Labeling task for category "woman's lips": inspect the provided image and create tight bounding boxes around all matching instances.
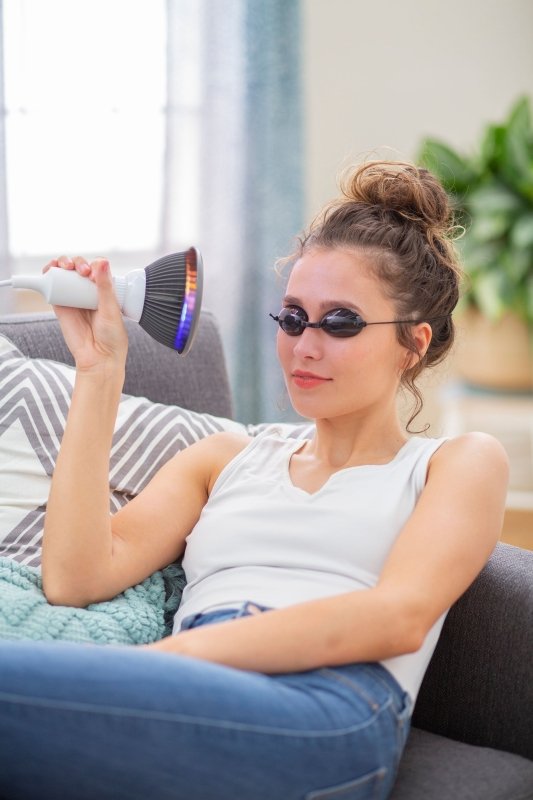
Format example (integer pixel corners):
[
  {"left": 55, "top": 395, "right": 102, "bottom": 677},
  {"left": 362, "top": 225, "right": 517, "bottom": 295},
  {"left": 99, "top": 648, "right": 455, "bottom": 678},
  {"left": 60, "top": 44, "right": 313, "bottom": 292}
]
[{"left": 292, "top": 371, "right": 332, "bottom": 389}]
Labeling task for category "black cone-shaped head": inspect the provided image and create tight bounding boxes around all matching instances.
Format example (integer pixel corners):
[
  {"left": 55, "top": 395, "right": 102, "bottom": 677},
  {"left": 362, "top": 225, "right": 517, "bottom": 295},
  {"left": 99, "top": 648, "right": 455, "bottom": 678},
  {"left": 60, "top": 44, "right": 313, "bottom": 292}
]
[{"left": 139, "top": 247, "right": 203, "bottom": 355}]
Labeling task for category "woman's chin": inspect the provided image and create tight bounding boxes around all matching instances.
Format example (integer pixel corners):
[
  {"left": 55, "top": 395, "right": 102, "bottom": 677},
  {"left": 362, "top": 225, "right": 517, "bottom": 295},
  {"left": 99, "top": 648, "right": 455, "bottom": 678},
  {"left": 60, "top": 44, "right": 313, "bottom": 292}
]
[{"left": 288, "top": 394, "right": 329, "bottom": 420}]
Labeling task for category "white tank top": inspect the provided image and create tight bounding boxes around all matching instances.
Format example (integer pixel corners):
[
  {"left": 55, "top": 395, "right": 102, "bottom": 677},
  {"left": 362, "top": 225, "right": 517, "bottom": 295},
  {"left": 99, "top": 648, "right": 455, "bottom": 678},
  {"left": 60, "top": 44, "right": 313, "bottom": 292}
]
[{"left": 173, "top": 428, "right": 449, "bottom": 700}]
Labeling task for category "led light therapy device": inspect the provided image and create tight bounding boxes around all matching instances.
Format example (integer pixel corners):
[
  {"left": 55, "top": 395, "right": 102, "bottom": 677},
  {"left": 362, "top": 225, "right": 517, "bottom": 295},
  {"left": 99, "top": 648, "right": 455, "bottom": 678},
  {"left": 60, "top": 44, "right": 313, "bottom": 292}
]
[{"left": 1, "top": 248, "right": 203, "bottom": 355}]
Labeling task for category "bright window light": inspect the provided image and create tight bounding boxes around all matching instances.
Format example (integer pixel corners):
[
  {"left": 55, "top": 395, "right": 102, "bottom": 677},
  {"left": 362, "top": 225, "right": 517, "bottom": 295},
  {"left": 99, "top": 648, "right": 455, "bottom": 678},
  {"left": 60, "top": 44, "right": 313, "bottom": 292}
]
[{"left": 3, "top": 0, "right": 169, "bottom": 262}]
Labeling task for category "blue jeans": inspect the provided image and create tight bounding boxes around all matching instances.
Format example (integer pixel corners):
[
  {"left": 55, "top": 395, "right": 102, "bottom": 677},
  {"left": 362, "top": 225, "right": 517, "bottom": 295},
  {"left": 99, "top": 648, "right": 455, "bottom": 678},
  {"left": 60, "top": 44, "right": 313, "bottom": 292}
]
[{"left": 0, "top": 602, "right": 412, "bottom": 800}]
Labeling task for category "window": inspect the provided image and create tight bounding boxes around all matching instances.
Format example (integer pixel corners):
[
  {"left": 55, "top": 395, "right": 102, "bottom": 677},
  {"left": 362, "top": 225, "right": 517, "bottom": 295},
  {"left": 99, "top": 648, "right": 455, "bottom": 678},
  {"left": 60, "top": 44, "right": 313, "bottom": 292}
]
[{"left": 2, "top": 0, "right": 201, "bottom": 282}]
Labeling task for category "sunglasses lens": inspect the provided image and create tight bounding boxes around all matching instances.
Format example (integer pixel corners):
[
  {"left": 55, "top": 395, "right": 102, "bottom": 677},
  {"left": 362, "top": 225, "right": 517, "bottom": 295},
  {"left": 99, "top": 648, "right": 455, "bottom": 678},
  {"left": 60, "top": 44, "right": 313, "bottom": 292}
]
[
  {"left": 323, "top": 310, "right": 364, "bottom": 337},
  {"left": 277, "top": 307, "right": 306, "bottom": 335},
  {"left": 273, "top": 307, "right": 364, "bottom": 337}
]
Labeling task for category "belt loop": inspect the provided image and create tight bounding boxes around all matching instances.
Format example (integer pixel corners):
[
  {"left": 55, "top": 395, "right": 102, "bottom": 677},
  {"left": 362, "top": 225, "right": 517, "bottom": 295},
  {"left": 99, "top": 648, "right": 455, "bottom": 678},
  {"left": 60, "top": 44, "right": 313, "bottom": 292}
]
[
  {"left": 239, "top": 601, "right": 271, "bottom": 617},
  {"left": 179, "top": 611, "right": 203, "bottom": 631},
  {"left": 236, "top": 601, "right": 252, "bottom": 618}
]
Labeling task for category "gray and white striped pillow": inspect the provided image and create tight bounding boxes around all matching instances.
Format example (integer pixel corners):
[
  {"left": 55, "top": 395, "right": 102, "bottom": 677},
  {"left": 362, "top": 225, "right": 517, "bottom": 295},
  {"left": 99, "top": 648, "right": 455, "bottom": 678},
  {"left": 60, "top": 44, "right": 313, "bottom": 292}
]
[{"left": 0, "top": 334, "right": 247, "bottom": 568}]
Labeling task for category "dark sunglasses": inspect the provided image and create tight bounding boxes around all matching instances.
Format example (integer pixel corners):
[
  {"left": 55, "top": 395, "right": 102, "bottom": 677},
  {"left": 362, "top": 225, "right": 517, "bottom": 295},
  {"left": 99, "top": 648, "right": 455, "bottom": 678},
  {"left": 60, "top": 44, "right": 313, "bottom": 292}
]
[{"left": 270, "top": 306, "right": 447, "bottom": 338}]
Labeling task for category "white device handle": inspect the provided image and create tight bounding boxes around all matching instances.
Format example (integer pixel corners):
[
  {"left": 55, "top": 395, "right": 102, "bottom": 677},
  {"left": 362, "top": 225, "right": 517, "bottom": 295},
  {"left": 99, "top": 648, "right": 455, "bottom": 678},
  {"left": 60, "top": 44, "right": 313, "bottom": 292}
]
[
  {"left": 13, "top": 269, "right": 99, "bottom": 309},
  {"left": 11, "top": 268, "right": 146, "bottom": 321}
]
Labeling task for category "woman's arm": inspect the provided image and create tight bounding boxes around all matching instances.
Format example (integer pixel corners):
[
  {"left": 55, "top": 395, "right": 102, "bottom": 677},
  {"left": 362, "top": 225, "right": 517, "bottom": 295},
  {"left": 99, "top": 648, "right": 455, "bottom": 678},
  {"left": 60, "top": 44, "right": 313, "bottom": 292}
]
[
  {"left": 41, "top": 256, "right": 129, "bottom": 604},
  {"left": 41, "top": 255, "right": 249, "bottom": 607},
  {"left": 148, "top": 432, "right": 509, "bottom": 673}
]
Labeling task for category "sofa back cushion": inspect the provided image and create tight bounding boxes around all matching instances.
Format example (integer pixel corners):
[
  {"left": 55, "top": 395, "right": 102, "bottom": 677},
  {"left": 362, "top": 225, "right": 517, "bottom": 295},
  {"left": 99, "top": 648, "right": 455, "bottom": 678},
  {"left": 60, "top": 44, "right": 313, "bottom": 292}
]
[
  {"left": 0, "top": 314, "right": 244, "bottom": 566},
  {"left": 0, "top": 311, "right": 234, "bottom": 417},
  {"left": 413, "top": 542, "right": 533, "bottom": 762}
]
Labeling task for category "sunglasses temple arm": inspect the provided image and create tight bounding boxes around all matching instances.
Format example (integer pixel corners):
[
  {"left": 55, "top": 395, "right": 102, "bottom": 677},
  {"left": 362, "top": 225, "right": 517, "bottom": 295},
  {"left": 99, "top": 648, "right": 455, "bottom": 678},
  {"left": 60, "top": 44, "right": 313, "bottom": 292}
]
[
  {"left": 364, "top": 320, "right": 413, "bottom": 326},
  {"left": 365, "top": 315, "right": 450, "bottom": 327}
]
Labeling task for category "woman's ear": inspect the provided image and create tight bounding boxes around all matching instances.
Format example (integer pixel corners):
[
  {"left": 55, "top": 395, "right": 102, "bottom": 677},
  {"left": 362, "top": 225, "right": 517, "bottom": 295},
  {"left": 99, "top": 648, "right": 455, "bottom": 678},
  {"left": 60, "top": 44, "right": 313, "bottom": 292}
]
[
  {"left": 414, "top": 321, "right": 433, "bottom": 360},
  {"left": 404, "top": 322, "right": 433, "bottom": 370}
]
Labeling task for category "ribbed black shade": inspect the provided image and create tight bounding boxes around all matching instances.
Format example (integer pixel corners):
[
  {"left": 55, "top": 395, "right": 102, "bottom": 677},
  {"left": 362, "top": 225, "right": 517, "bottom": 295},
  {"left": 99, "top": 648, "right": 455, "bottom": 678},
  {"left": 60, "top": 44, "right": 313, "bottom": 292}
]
[{"left": 139, "top": 248, "right": 202, "bottom": 355}]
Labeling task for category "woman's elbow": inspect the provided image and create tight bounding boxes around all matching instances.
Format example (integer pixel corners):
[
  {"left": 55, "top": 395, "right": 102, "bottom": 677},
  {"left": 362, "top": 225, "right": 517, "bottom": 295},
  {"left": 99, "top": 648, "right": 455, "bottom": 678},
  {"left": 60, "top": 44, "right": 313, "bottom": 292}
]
[
  {"left": 43, "top": 584, "right": 88, "bottom": 608},
  {"left": 386, "top": 616, "right": 425, "bottom": 656},
  {"left": 381, "top": 595, "right": 428, "bottom": 656},
  {"left": 43, "top": 589, "right": 87, "bottom": 608},
  {"left": 401, "top": 621, "right": 426, "bottom": 655},
  {"left": 42, "top": 570, "right": 94, "bottom": 608}
]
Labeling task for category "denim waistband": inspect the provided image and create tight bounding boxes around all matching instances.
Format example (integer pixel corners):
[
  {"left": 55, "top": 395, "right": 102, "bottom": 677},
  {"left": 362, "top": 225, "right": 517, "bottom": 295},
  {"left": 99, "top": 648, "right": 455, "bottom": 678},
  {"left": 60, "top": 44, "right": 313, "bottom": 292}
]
[
  {"left": 178, "top": 600, "right": 412, "bottom": 720},
  {"left": 179, "top": 601, "right": 272, "bottom": 631}
]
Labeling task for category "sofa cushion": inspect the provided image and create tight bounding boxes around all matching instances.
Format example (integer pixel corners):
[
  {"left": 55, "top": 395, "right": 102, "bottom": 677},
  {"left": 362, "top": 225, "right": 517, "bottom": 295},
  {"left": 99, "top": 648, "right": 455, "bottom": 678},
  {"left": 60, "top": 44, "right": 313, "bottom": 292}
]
[
  {"left": 0, "top": 311, "right": 234, "bottom": 417},
  {"left": 413, "top": 542, "right": 533, "bottom": 762},
  {"left": 391, "top": 727, "right": 533, "bottom": 800},
  {"left": 0, "top": 333, "right": 247, "bottom": 567}
]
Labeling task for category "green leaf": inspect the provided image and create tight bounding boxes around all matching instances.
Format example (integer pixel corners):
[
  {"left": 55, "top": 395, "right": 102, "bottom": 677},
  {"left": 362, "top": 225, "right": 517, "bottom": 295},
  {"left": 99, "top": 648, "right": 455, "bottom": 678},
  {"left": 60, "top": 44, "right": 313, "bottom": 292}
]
[
  {"left": 472, "top": 271, "right": 507, "bottom": 320},
  {"left": 479, "top": 124, "right": 506, "bottom": 173},
  {"left": 469, "top": 213, "right": 511, "bottom": 242},
  {"left": 501, "top": 247, "right": 532, "bottom": 282},
  {"left": 526, "top": 274, "right": 533, "bottom": 321},
  {"left": 468, "top": 182, "right": 524, "bottom": 215},
  {"left": 510, "top": 213, "right": 533, "bottom": 250},
  {"left": 502, "top": 133, "right": 533, "bottom": 201},
  {"left": 416, "top": 97, "right": 533, "bottom": 325},
  {"left": 417, "top": 138, "right": 477, "bottom": 194},
  {"left": 500, "top": 97, "right": 533, "bottom": 201},
  {"left": 458, "top": 237, "right": 502, "bottom": 273},
  {"left": 506, "top": 96, "right": 533, "bottom": 143}
]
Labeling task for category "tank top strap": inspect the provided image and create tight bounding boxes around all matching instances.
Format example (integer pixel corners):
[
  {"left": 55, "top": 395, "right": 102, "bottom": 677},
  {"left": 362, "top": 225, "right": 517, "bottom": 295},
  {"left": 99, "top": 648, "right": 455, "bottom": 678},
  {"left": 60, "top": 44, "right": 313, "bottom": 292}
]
[{"left": 211, "top": 428, "right": 307, "bottom": 497}]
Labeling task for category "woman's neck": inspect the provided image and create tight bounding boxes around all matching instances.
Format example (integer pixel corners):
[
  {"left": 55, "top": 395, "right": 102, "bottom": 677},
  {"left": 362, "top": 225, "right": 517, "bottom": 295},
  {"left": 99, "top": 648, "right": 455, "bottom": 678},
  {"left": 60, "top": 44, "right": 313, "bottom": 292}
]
[{"left": 306, "top": 412, "right": 407, "bottom": 470}]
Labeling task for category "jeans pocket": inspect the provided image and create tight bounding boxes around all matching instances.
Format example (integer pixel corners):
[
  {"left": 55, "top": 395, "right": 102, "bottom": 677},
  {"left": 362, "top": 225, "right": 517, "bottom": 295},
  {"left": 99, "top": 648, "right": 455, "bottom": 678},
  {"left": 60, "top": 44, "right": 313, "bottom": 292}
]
[
  {"left": 305, "top": 767, "right": 387, "bottom": 800},
  {"left": 392, "top": 691, "right": 413, "bottom": 772}
]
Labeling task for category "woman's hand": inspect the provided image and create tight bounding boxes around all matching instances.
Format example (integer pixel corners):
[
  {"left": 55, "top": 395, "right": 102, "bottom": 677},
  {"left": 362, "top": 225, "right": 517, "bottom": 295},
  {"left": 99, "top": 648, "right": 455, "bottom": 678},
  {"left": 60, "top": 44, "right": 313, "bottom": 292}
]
[
  {"left": 44, "top": 255, "right": 128, "bottom": 373},
  {"left": 140, "top": 635, "right": 192, "bottom": 656}
]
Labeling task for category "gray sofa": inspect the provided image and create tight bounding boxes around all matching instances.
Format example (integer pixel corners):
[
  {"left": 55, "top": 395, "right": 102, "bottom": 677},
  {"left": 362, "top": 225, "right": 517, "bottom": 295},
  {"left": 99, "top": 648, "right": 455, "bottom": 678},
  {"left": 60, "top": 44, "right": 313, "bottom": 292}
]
[{"left": 2, "top": 310, "right": 533, "bottom": 800}]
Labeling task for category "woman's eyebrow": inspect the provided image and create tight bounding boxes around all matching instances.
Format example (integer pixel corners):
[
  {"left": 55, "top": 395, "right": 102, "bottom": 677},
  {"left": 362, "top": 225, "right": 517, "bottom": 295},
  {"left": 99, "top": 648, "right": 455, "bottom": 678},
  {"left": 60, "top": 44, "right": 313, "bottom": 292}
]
[{"left": 283, "top": 295, "right": 364, "bottom": 314}]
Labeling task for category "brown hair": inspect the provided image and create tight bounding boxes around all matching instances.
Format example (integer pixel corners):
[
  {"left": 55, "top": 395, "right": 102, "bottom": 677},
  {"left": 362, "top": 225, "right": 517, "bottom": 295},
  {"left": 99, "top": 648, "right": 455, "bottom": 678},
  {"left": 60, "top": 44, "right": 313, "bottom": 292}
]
[{"left": 283, "top": 160, "right": 463, "bottom": 431}]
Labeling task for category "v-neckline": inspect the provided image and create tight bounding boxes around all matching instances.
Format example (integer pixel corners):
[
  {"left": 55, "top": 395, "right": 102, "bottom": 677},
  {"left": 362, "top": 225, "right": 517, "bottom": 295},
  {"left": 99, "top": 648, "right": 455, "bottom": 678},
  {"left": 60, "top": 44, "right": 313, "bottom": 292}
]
[{"left": 285, "top": 437, "right": 413, "bottom": 497}]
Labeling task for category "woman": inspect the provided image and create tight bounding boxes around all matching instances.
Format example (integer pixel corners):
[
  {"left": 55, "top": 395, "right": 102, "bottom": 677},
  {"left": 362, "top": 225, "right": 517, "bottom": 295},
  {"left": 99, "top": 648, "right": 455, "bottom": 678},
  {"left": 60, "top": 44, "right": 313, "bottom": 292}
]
[{"left": 0, "top": 161, "right": 508, "bottom": 800}]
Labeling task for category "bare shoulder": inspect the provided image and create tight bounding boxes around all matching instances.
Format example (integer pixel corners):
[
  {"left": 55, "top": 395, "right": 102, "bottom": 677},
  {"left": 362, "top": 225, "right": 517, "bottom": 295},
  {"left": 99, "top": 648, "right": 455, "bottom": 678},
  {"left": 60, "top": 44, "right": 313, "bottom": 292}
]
[
  {"left": 189, "top": 430, "right": 252, "bottom": 493},
  {"left": 431, "top": 431, "right": 509, "bottom": 468},
  {"left": 200, "top": 430, "right": 252, "bottom": 460},
  {"left": 430, "top": 431, "right": 509, "bottom": 479}
]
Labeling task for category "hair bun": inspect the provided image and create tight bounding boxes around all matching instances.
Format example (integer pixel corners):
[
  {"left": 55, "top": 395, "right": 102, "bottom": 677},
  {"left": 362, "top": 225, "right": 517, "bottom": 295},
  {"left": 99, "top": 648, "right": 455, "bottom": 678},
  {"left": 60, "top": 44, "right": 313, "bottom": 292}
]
[{"left": 340, "top": 160, "right": 452, "bottom": 233}]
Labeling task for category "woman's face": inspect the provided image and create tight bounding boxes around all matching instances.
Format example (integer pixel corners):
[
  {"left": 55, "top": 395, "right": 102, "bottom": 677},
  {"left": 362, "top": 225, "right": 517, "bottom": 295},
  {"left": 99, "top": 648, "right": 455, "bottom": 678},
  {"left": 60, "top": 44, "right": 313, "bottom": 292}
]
[{"left": 276, "top": 247, "right": 417, "bottom": 422}]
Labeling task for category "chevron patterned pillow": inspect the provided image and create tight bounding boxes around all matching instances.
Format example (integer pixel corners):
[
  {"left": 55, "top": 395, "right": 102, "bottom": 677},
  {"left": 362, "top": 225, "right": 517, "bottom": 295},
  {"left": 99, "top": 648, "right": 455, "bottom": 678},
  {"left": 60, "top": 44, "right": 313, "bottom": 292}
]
[{"left": 0, "top": 333, "right": 247, "bottom": 568}]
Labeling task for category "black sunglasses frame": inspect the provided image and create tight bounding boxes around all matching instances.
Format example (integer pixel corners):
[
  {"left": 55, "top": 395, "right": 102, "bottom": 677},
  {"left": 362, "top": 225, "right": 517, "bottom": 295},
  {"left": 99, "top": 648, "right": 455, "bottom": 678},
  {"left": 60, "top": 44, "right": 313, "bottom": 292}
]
[{"left": 269, "top": 306, "right": 445, "bottom": 338}]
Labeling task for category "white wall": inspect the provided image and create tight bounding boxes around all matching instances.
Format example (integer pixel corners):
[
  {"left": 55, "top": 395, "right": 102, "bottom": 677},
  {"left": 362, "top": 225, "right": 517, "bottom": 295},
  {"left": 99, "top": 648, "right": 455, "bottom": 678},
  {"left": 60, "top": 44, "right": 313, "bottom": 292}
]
[{"left": 302, "top": 0, "right": 533, "bottom": 218}]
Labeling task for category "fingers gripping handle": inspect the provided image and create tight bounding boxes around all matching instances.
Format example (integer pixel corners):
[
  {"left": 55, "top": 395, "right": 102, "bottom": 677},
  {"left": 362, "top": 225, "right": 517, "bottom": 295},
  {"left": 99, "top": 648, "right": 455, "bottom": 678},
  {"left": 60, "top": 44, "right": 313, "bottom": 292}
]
[
  {"left": 12, "top": 270, "right": 99, "bottom": 309},
  {"left": 11, "top": 269, "right": 146, "bottom": 321}
]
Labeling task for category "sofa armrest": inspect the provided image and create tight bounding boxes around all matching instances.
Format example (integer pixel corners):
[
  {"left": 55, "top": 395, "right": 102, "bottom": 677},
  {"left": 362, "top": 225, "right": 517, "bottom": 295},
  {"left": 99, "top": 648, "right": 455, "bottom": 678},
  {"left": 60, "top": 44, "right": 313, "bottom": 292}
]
[
  {"left": 0, "top": 310, "right": 234, "bottom": 418},
  {"left": 413, "top": 542, "right": 533, "bottom": 761}
]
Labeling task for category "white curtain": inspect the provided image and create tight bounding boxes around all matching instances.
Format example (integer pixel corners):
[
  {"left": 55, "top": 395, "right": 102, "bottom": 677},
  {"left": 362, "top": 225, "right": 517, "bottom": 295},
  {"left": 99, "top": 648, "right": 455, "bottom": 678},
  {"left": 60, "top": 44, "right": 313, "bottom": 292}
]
[
  {"left": 0, "top": 0, "right": 10, "bottom": 314},
  {"left": 164, "top": 0, "right": 304, "bottom": 424},
  {"left": 0, "top": 0, "right": 304, "bottom": 423}
]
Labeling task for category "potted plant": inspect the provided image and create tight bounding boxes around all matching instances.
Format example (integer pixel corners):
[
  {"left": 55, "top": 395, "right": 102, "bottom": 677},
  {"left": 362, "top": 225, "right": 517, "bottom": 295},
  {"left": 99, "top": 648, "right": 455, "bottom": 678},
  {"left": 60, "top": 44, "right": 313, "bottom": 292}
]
[{"left": 418, "top": 96, "right": 533, "bottom": 391}]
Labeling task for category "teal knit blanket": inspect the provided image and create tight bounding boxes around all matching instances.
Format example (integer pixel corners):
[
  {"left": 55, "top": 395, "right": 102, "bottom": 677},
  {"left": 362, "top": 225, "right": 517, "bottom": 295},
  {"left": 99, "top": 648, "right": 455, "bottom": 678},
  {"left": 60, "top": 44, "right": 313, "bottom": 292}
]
[{"left": 0, "top": 558, "right": 185, "bottom": 645}]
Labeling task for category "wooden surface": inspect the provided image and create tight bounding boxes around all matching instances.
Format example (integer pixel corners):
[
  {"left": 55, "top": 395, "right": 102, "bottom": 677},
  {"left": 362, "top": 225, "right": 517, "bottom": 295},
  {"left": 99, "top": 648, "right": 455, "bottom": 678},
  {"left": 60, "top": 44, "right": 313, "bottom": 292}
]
[{"left": 501, "top": 508, "right": 533, "bottom": 551}]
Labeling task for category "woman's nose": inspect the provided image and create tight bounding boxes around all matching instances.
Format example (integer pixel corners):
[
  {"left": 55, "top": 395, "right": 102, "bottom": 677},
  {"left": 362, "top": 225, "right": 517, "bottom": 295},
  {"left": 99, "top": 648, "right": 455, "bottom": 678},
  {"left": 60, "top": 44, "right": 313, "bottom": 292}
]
[{"left": 292, "top": 328, "right": 324, "bottom": 359}]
